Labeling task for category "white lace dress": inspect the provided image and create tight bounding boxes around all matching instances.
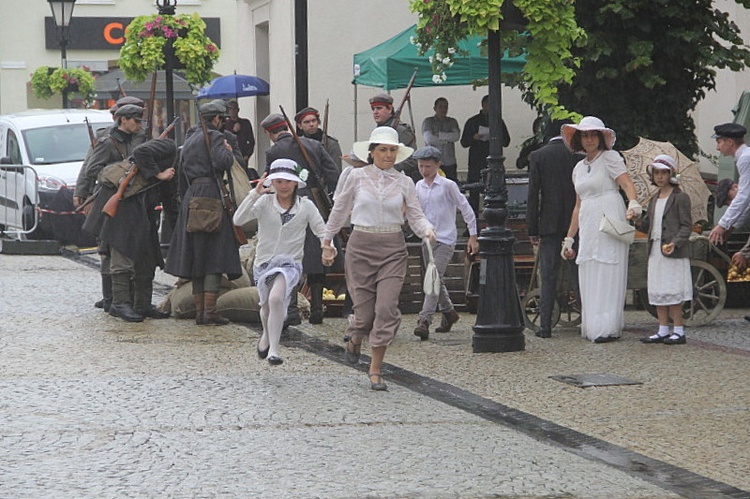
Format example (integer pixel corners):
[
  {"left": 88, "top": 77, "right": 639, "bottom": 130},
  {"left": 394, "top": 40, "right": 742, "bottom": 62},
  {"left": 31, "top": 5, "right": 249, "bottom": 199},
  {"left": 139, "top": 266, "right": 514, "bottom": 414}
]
[
  {"left": 647, "top": 197, "right": 693, "bottom": 305},
  {"left": 573, "top": 150, "right": 629, "bottom": 342}
]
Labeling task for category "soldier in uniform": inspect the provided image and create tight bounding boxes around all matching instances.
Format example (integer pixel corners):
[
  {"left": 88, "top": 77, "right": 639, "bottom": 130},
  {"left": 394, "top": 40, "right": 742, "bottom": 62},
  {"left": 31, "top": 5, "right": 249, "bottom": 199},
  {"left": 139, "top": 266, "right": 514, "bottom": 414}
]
[
  {"left": 165, "top": 100, "right": 243, "bottom": 326},
  {"left": 84, "top": 138, "right": 178, "bottom": 322},
  {"left": 80, "top": 104, "right": 148, "bottom": 317},
  {"left": 369, "top": 93, "right": 419, "bottom": 182},
  {"left": 261, "top": 113, "right": 341, "bottom": 325},
  {"left": 294, "top": 106, "right": 343, "bottom": 168}
]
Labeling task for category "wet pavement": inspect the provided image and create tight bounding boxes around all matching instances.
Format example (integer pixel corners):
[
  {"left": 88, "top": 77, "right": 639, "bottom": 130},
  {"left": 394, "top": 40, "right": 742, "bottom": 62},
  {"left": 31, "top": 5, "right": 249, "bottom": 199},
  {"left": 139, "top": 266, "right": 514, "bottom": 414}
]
[{"left": 1, "top": 251, "right": 749, "bottom": 498}]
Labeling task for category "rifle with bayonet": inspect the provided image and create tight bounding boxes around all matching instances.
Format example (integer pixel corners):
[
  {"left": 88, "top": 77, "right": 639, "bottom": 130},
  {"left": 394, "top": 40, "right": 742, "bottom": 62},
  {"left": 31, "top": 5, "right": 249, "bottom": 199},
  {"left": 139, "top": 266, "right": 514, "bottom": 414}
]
[
  {"left": 116, "top": 77, "right": 127, "bottom": 98},
  {"left": 321, "top": 99, "right": 329, "bottom": 148},
  {"left": 144, "top": 70, "right": 157, "bottom": 139},
  {"left": 101, "top": 117, "right": 179, "bottom": 218},
  {"left": 84, "top": 118, "right": 96, "bottom": 148},
  {"left": 391, "top": 68, "right": 418, "bottom": 129},
  {"left": 278, "top": 105, "right": 333, "bottom": 220}
]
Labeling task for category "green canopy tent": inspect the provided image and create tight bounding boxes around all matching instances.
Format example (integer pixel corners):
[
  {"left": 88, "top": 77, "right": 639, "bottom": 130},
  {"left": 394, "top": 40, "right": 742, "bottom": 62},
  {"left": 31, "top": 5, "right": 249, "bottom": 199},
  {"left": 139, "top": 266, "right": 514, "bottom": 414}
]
[{"left": 352, "top": 24, "right": 526, "bottom": 137}]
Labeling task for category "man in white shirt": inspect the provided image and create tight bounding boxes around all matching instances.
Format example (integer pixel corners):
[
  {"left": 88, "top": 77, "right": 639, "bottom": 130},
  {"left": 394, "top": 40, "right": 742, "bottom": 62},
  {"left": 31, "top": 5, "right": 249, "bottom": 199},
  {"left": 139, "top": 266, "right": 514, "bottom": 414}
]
[
  {"left": 412, "top": 146, "right": 479, "bottom": 340},
  {"left": 709, "top": 123, "right": 750, "bottom": 245},
  {"left": 421, "top": 97, "right": 461, "bottom": 182}
]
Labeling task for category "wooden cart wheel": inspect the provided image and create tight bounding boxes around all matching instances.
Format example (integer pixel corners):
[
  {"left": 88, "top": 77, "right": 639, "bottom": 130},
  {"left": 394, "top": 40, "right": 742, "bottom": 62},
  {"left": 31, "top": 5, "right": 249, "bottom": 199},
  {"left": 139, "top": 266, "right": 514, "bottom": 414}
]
[
  {"left": 557, "top": 291, "right": 581, "bottom": 327},
  {"left": 683, "top": 259, "right": 726, "bottom": 327},
  {"left": 522, "top": 289, "right": 560, "bottom": 333}
]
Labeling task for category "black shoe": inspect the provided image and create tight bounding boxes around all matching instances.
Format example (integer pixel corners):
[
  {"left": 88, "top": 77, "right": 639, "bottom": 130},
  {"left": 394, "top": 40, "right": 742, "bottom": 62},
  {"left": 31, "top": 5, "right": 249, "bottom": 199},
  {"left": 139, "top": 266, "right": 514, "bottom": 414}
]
[
  {"left": 108, "top": 303, "right": 144, "bottom": 323},
  {"left": 136, "top": 305, "right": 171, "bottom": 319},
  {"left": 95, "top": 299, "right": 112, "bottom": 312},
  {"left": 283, "top": 316, "right": 302, "bottom": 330},
  {"left": 744, "top": 315, "right": 750, "bottom": 323},
  {"left": 535, "top": 328, "right": 552, "bottom": 338},
  {"left": 268, "top": 355, "right": 283, "bottom": 366},
  {"left": 593, "top": 336, "right": 619, "bottom": 343},
  {"left": 309, "top": 310, "right": 324, "bottom": 324},
  {"left": 664, "top": 334, "right": 686, "bottom": 345},
  {"left": 639, "top": 334, "right": 667, "bottom": 344},
  {"left": 257, "top": 340, "right": 270, "bottom": 359}
]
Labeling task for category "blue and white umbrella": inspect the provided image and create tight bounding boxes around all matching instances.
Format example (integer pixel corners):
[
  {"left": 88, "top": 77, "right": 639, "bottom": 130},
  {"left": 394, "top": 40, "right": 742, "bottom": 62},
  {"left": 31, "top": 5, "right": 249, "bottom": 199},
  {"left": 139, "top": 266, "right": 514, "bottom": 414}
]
[{"left": 196, "top": 73, "right": 270, "bottom": 99}]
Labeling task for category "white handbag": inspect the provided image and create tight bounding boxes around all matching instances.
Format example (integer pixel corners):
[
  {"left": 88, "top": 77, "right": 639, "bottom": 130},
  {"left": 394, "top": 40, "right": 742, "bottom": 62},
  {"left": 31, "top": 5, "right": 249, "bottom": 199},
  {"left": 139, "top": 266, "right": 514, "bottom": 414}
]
[
  {"left": 423, "top": 240, "right": 441, "bottom": 296},
  {"left": 599, "top": 214, "right": 636, "bottom": 245}
]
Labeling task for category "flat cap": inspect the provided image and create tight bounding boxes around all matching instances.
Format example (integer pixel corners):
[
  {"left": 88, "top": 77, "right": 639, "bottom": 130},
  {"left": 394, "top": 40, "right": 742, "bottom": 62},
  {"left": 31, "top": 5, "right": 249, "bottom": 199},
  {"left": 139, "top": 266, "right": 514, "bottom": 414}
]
[
  {"left": 109, "top": 96, "right": 145, "bottom": 114},
  {"left": 260, "top": 113, "right": 288, "bottom": 132},
  {"left": 369, "top": 93, "right": 394, "bottom": 107},
  {"left": 294, "top": 107, "right": 319, "bottom": 123},
  {"left": 114, "top": 104, "right": 144, "bottom": 119},
  {"left": 712, "top": 123, "right": 747, "bottom": 139},
  {"left": 715, "top": 178, "right": 735, "bottom": 208},
  {"left": 412, "top": 146, "right": 442, "bottom": 161},
  {"left": 199, "top": 100, "right": 227, "bottom": 116}
]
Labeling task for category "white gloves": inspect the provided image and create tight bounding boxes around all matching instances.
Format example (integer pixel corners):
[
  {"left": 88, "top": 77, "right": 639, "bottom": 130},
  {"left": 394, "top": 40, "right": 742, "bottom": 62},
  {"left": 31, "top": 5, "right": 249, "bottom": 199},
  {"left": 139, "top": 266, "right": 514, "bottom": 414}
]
[
  {"left": 424, "top": 228, "right": 437, "bottom": 244},
  {"left": 561, "top": 237, "right": 574, "bottom": 259},
  {"left": 627, "top": 199, "right": 642, "bottom": 218}
]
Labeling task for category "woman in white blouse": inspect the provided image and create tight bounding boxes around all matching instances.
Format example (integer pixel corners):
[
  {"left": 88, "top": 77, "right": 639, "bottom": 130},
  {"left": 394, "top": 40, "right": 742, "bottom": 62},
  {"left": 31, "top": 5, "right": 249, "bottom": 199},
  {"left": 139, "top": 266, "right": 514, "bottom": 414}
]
[
  {"left": 234, "top": 158, "right": 329, "bottom": 366},
  {"left": 322, "top": 127, "right": 435, "bottom": 391}
]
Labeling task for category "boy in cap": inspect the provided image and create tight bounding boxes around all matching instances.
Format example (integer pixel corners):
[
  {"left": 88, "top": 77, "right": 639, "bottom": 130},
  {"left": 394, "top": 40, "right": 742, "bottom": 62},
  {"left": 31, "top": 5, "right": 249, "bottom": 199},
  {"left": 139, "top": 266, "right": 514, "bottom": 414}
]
[
  {"left": 368, "top": 93, "right": 419, "bottom": 182},
  {"left": 709, "top": 123, "right": 750, "bottom": 245},
  {"left": 412, "top": 146, "right": 479, "bottom": 340}
]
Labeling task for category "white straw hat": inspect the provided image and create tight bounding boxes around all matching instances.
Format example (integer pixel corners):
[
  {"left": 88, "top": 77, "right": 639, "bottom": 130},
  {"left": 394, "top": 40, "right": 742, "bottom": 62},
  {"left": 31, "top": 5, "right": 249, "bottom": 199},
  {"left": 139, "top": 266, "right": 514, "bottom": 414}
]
[
  {"left": 561, "top": 116, "right": 616, "bottom": 152},
  {"left": 646, "top": 154, "right": 679, "bottom": 185},
  {"left": 264, "top": 158, "right": 307, "bottom": 189},
  {"left": 352, "top": 126, "right": 414, "bottom": 165}
]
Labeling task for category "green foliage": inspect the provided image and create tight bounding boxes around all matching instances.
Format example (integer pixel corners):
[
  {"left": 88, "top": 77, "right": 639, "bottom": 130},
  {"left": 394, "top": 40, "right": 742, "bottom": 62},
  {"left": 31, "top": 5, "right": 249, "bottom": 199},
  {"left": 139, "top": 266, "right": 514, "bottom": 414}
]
[
  {"left": 409, "top": 0, "right": 586, "bottom": 120},
  {"left": 119, "top": 13, "right": 219, "bottom": 86},
  {"left": 30, "top": 66, "right": 97, "bottom": 106},
  {"left": 557, "top": 0, "right": 750, "bottom": 158}
]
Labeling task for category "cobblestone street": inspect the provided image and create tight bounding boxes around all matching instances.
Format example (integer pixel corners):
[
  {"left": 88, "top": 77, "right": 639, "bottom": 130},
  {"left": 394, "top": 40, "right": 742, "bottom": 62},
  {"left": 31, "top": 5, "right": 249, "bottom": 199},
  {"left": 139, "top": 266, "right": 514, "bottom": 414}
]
[{"left": 1, "top": 252, "right": 748, "bottom": 498}]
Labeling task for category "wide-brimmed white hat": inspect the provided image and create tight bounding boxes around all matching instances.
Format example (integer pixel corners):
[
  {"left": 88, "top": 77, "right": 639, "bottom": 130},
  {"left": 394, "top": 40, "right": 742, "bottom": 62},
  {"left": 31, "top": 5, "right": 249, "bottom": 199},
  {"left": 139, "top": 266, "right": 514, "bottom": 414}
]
[
  {"left": 561, "top": 116, "right": 616, "bottom": 152},
  {"left": 352, "top": 126, "right": 414, "bottom": 165},
  {"left": 646, "top": 154, "right": 679, "bottom": 185},
  {"left": 264, "top": 158, "right": 307, "bottom": 189}
]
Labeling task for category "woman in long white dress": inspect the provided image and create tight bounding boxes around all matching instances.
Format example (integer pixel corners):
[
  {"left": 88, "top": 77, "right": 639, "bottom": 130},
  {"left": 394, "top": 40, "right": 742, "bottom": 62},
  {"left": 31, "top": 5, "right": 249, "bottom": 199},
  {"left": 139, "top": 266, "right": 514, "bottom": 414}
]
[{"left": 560, "top": 117, "right": 642, "bottom": 343}]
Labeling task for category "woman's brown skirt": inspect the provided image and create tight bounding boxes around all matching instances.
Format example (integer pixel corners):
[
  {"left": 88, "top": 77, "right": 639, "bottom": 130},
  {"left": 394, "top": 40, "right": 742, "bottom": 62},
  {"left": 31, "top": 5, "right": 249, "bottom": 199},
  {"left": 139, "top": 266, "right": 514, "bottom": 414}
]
[{"left": 344, "top": 230, "right": 408, "bottom": 348}]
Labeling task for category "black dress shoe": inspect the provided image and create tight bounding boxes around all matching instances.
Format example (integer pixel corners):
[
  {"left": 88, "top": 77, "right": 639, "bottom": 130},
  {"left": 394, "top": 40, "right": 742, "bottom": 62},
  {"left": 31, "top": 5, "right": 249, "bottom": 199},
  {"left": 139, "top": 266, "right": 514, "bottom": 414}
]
[
  {"left": 136, "top": 306, "right": 171, "bottom": 319},
  {"left": 593, "top": 336, "right": 619, "bottom": 343},
  {"left": 535, "top": 328, "right": 552, "bottom": 338},
  {"left": 267, "top": 355, "right": 284, "bottom": 365},
  {"left": 639, "top": 335, "right": 667, "bottom": 344},
  {"left": 744, "top": 315, "right": 750, "bottom": 323},
  {"left": 664, "top": 334, "right": 686, "bottom": 345},
  {"left": 309, "top": 310, "right": 324, "bottom": 324},
  {"left": 108, "top": 303, "right": 144, "bottom": 323}
]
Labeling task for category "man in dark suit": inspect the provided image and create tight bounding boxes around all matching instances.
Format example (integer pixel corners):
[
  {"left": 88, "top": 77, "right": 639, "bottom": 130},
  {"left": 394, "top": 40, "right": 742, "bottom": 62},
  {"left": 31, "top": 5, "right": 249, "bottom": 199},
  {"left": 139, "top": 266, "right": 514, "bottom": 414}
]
[{"left": 526, "top": 119, "right": 582, "bottom": 338}]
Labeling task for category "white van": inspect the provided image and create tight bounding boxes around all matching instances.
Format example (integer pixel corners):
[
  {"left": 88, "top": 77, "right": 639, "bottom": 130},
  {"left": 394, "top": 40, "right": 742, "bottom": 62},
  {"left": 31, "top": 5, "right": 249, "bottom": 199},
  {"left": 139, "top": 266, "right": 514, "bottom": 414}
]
[{"left": 0, "top": 109, "right": 113, "bottom": 239}]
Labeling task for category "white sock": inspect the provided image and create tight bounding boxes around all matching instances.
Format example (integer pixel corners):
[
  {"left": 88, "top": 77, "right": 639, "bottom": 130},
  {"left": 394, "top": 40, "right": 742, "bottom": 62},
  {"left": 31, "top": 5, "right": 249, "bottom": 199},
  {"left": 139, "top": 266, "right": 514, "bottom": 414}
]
[
  {"left": 653, "top": 325, "right": 670, "bottom": 338},
  {"left": 672, "top": 326, "right": 685, "bottom": 337}
]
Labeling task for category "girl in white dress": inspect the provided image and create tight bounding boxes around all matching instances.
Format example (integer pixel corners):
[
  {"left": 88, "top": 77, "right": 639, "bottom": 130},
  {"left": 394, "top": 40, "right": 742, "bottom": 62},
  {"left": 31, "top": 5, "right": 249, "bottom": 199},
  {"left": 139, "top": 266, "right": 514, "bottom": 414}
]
[
  {"left": 233, "top": 158, "right": 331, "bottom": 365},
  {"left": 561, "top": 117, "right": 642, "bottom": 343},
  {"left": 635, "top": 154, "right": 693, "bottom": 345}
]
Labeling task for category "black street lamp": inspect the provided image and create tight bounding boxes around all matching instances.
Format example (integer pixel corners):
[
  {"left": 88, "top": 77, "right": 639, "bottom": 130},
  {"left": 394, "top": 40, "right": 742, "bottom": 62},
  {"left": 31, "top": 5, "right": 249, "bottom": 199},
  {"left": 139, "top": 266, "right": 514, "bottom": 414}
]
[
  {"left": 471, "top": 13, "right": 527, "bottom": 353},
  {"left": 156, "top": 0, "right": 177, "bottom": 138},
  {"left": 47, "top": 0, "right": 76, "bottom": 109}
]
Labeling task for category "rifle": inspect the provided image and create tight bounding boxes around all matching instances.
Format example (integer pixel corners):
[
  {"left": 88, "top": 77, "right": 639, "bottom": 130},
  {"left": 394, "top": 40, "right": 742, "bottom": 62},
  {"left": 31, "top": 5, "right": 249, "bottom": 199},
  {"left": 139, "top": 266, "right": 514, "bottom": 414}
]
[
  {"left": 278, "top": 105, "right": 333, "bottom": 220},
  {"left": 198, "top": 113, "right": 248, "bottom": 246},
  {"left": 144, "top": 70, "right": 157, "bottom": 139},
  {"left": 116, "top": 77, "right": 127, "bottom": 98},
  {"left": 101, "top": 117, "right": 179, "bottom": 218},
  {"left": 391, "top": 68, "right": 418, "bottom": 129},
  {"left": 321, "top": 99, "right": 329, "bottom": 148},
  {"left": 84, "top": 118, "right": 96, "bottom": 148}
]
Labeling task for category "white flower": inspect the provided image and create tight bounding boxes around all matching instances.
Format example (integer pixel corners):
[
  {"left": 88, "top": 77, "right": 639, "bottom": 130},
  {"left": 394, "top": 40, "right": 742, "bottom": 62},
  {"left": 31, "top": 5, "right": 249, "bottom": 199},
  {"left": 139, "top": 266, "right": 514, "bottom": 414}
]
[
  {"left": 442, "top": 57, "right": 451, "bottom": 65},
  {"left": 298, "top": 169, "right": 309, "bottom": 182},
  {"left": 448, "top": 47, "right": 456, "bottom": 54},
  {"left": 432, "top": 74, "right": 442, "bottom": 84},
  {"left": 428, "top": 55, "right": 434, "bottom": 63},
  {"left": 435, "top": 53, "right": 442, "bottom": 60},
  {"left": 440, "top": 73, "right": 447, "bottom": 81},
  {"left": 410, "top": 36, "right": 416, "bottom": 45},
  {"left": 416, "top": 42, "right": 422, "bottom": 49}
]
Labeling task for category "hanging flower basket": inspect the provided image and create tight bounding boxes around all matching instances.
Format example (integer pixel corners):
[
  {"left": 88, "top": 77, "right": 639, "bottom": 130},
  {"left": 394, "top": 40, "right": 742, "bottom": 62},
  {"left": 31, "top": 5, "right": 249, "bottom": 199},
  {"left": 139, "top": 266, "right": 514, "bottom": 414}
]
[
  {"left": 30, "top": 66, "right": 97, "bottom": 106},
  {"left": 119, "top": 13, "right": 219, "bottom": 86}
]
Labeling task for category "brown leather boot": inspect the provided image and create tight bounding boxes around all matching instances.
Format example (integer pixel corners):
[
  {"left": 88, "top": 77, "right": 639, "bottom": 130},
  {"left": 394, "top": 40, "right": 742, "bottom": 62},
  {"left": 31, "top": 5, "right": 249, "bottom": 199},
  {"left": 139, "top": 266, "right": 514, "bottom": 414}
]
[
  {"left": 203, "top": 292, "right": 229, "bottom": 325},
  {"left": 435, "top": 309, "right": 460, "bottom": 333},
  {"left": 193, "top": 293, "right": 205, "bottom": 325}
]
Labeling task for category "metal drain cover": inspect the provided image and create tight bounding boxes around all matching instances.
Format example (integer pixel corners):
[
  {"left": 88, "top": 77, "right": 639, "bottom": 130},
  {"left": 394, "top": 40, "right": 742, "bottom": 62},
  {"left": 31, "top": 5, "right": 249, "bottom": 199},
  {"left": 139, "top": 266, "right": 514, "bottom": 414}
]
[{"left": 550, "top": 373, "right": 642, "bottom": 388}]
